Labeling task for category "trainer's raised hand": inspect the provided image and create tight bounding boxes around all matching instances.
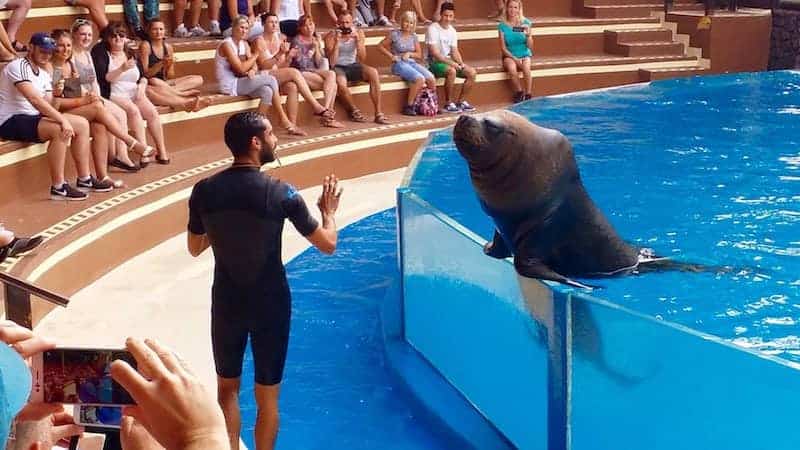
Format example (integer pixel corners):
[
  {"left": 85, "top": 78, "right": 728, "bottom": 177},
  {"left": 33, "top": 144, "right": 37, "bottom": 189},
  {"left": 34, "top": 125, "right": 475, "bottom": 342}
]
[
  {"left": 110, "top": 338, "right": 229, "bottom": 450},
  {"left": 317, "top": 174, "right": 343, "bottom": 217}
]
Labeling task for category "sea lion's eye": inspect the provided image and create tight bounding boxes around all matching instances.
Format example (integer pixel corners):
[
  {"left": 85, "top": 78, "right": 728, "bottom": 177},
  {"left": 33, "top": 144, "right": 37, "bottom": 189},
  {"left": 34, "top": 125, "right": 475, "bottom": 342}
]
[{"left": 483, "top": 118, "right": 504, "bottom": 137}]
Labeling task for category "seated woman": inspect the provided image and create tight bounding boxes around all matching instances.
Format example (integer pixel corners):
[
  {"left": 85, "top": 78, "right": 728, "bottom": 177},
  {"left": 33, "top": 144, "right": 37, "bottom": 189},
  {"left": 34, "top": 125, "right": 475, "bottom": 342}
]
[
  {"left": 290, "top": 15, "right": 338, "bottom": 120},
  {"left": 252, "top": 13, "right": 341, "bottom": 128},
  {"left": 378, "top": 11, "right": 436, "bottom": 116},
  {"left": 93, "top": 22, "right": 170, "bottom": 165},
  {"left": 49, "top": 29, "right": 154, "bottom": 189},
  {"left": 498, "top": 0, "right": 533, "bottom": 103},
  {"left": 216, "top": 15, "right": 305, "bottom": 136},
  {"left": 140, "top": 19, "right": 210, "bottom": 112},
  {"left": 71, "top": 18, "right": 140, "bottom": 172}
]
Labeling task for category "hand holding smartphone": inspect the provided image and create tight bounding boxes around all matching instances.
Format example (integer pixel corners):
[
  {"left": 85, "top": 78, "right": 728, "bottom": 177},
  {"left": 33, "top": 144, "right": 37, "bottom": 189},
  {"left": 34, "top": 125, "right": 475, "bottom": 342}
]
[{"left": 30, "top": 347, "right": 137, "bottom": 405}]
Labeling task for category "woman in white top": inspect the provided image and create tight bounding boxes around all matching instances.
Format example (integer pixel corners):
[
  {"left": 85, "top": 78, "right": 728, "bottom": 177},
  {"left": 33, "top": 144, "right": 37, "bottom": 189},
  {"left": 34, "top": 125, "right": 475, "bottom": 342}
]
[
  {"left": 252, "top": 13, "right": 341, "bottom": 128},
  {"left": 102, "top": 23, "right": 170, "bottom": 164},
  {"left": 216, "top": 15, "right": 305, "bottom": 136},
  {"left": 71, "top": 18, "right": 141, "bottom": 171}
]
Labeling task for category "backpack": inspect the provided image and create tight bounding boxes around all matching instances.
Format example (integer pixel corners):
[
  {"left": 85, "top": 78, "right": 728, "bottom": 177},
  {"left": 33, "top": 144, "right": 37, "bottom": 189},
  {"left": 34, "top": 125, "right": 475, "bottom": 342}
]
[
  {"left": 354, "top": 0, "right": 376, "bottom": 26},
  {"left": 414, "top": 87, "right": 439, "bottom": 116}
]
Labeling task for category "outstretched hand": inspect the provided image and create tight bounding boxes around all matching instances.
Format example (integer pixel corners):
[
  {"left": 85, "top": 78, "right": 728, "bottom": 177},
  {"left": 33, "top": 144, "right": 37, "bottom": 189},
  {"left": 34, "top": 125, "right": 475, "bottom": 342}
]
[
  {"left": 316, "top": 174, "right": 343, "bottom": 217},
  {"left": 109, "top": 338, "right": 228, "bottom": 450}
]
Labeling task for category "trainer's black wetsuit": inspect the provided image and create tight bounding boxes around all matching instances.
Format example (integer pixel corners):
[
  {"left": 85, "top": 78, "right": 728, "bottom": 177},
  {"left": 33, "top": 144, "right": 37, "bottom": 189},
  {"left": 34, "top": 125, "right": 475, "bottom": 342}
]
[{"left": 188, "top": 166, "right": 318, "bottom": 385}]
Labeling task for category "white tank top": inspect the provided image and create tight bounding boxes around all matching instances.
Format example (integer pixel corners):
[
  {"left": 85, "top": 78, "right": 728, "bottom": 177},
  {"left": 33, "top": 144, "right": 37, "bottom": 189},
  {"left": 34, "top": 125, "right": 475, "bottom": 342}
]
[
  {"left": 215, "top": 37, "right": 247, "bottom": 96},
  {"left": 108, "top": 53, "right": 139, "bottom": 99},
  {"left": 278, "top": 0, "right": 301, "bottom": 21}
]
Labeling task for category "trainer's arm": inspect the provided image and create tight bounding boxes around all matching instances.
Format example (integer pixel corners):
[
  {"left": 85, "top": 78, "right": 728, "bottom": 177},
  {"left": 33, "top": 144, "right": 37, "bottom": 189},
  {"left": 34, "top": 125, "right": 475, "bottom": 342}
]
[
  {"left": 187, "top": 232, "right": 210, "bottom": 257},
  {"left": 306, "top": 175, "right": 342, "bottom": 254}
]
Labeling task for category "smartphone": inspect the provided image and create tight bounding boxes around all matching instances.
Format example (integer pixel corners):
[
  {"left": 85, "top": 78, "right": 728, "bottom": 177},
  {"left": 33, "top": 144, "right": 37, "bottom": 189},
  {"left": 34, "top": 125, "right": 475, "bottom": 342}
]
[
  {"left": 339, "top": 27, "right": 352, "bottom": 35},
  {"left": 30, "top": 348, "right": 137, "bottom": 404},
  {"left": 73, "top": 405, "right": 123, "bottom": 429},
  {"left": 512, "top": 26, "right": 526, "bottom": 32}
]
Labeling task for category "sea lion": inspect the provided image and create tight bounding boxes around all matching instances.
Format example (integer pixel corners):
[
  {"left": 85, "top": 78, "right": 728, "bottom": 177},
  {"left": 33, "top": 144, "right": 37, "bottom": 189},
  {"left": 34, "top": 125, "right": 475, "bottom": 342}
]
[{"left": 453, "top": 110, "right": 695, "bottom": 289}]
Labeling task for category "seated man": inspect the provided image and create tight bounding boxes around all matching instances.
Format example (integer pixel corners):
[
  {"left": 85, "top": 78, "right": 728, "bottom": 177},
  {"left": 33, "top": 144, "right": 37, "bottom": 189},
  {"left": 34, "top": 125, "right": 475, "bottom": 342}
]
[
  {"left": 425, "top": 2, "right": 476, "bottom": 113},
  {"left": 0, "top": 33, "right": 93, "bottom": 201},
  {"left": 0, "top": 223, "right": 42, "bottom": 263},
  {"left": 324, "top": 11, "right": 389, "bottom": 124}
]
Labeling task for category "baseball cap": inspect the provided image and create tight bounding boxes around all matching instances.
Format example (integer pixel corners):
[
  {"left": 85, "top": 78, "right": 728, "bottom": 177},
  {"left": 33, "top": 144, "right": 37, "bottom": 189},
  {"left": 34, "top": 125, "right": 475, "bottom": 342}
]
[
  {"left": 0, "top": 344, "right": 31, "bottom": 445},
  {"left": 29, "top": 32, "right": 57, "bottom": 52}
]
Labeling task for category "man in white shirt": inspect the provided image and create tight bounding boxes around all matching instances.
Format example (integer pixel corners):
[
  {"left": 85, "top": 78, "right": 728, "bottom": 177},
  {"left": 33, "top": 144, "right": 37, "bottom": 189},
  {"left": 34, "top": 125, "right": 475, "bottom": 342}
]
[
  {"left": 426, "top": 2, "right": 477, "bottom": 113},
  {"left": 0, "top": 32, "right": 93, "bottom": 200}
]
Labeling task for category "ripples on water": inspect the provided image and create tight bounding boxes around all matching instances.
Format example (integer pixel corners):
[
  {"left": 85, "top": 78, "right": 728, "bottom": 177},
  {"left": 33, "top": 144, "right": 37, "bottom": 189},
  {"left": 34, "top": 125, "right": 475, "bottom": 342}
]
[{"left": 408, "top": 72, "right": 800, "bottom": 362}]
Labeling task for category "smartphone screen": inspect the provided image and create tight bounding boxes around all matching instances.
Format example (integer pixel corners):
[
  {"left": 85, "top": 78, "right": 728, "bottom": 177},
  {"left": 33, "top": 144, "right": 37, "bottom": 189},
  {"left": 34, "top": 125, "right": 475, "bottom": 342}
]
[
  {"left": 74, "top": 405, "right": 123, "bottom": 429},
  {"left": 35, "top": 348, "right": 136, "bottom": 404},
  {"left": 512, "top": 26, "right": 526, "bottom": 32}
]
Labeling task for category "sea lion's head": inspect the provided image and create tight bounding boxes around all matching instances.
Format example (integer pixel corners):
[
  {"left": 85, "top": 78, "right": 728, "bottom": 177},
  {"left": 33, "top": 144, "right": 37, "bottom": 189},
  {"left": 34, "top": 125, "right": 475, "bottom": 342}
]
[{"left": 454, "top": 110, "right": 528, "bottom": 169}]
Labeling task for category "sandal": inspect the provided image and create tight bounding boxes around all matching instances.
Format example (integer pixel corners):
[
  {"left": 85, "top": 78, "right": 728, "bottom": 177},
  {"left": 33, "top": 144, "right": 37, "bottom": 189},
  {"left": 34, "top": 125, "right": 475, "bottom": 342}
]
[
  {"left": 156, "top": 156, "right": 171, "bottom": 165},
  {"left": 109, "top": 158, "right": 140, "bottom": 172},
  {"left": 100, "top": 176, "right": 124, "bottom": 189},
  {"left": 349, "top": 108, "right": 367, "bottom": 123},
  {"left": 374, "top": 112, "right": 390, "bottom": 125},
  {"left": 286, "top": 124, "right": 307, "bottom": 136},
  {"left": 319, "top": 115, "right": 344, "bottom": 128},
  {"left": 128, "top": 140, "right": 155, "bottom": 167}
]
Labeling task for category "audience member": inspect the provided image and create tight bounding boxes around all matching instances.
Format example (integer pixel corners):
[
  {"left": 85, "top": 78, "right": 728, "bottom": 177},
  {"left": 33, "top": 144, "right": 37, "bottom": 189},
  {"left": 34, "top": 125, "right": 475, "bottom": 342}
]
[
  {"left": 430, "top": 0, "right": 448, "bottom": 21},
  {"left": 220, "top": 0, "right": 263, "bottom": 39},
  {"left": 290, "top": 15, "right": 340, "bottom": 119},
  {"left": 187, "top": 111, "right": 342, "bottom": 450},
  {"left": 0, "top": 33, "right": 92, "bottom": 201},
  {"left": 71, "top": 18, "right": 141, "bottom": 172},
  {"left": 93, "top": 22, "right": 169, "bottom": 165},
  {"left": 0, "top": 225, "right": 42, "bottom": 263},
  {"left": 378, "top": 11, "right": 435, "bottom": 116},
  {"left": 122, "top": 0, "right": 158, "bottom": 39},
  {"left": 140, "top": 19, "right": 210, "bottom": 112},
  {"left": 321, "top": 0, "right": 354, "bottom": 26},
  {"left": 50, "top": 29, "right": 154, "bottom": 190},
  {"left": 498, "top": 0, "right": 533, "bottom": 103},
  {"left": 173, "top": 0, "right": 209, "bottom": 37},
  {"left": 217, "top": 15, "right": 306, "bottom": 136},
  {"left": 426, "top": 2, "right": 476, "bottom": 113},
  {"left": 208, "top": 0, "right": 223, "bottom": 35},
  {"left": 271, "top": 0, "right": 309, "bottom": 38},
  {"left": 253, "top": 13, "right": 342, "bottom": 127},
  {"left": 63, "top": 0, "right": 109, "bottom": 33},
  {"left": 325, "top": 11, "right": 388, "bottom": 124},
  {"left": 1, "top": 0, "right": 31, "bottom": 53},
  {"left": 0, "top": 22, "right": 17, "bottom": 62},
  {"left": 387, "top": 0, "right": 430, "bottom": 26}
]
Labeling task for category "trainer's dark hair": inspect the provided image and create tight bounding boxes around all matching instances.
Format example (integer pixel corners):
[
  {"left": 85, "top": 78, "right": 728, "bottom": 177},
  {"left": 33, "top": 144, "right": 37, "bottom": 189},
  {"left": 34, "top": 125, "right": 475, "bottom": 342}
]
[
  {"left": 224, "top": 112, "right": 268, "bottom": 156},
  {"left": 440, "top": 1, "right": 455, "bottom": 14},
  {"left": 260, "top": 12, "right": 277, "bottom": 23}
]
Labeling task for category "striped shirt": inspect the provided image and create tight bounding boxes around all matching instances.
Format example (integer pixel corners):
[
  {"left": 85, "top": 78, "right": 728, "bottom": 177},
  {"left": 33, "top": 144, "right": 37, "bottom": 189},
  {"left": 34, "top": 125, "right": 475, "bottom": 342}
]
[{"left": 0, "top": 58, "right": 52, "bottom": 126}]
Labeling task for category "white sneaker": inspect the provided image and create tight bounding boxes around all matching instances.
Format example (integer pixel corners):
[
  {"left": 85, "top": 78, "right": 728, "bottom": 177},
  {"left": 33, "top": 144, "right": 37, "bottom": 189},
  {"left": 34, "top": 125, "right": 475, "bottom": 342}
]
[
  {"left": 189, "top": 25, "right": 209, "bottom": 37},
  {"left": 443, "top": 102, "right": 461, "bottom": 113},
  {"left": 174, "top": 24, "right": 190, "bottom": 38},
  {"left": 209, "top": 21, "right": 222, "bottom": 36}
]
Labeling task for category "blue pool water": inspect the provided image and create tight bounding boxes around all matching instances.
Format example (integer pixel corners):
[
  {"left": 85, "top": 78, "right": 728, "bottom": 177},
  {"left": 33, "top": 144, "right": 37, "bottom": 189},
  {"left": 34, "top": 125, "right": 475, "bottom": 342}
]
[
  {"left": 408, "top": 71, "right": 800, "bottom": 361},
  {"left": 236, "top": 210, "right": 457, "bottom": 450}
]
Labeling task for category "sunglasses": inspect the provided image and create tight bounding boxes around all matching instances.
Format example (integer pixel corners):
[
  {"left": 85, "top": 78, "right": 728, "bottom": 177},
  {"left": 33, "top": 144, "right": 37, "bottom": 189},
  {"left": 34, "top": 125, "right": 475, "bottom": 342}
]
[{"left": 112, "top": 32, "right": 127, "bottom": 38}]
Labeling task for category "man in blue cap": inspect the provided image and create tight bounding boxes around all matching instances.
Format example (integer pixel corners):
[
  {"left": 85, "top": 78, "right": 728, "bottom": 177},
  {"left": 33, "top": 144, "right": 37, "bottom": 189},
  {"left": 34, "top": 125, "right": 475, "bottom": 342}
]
[{"left": 0, "top": 32, "right": 103, "bottom": 201}]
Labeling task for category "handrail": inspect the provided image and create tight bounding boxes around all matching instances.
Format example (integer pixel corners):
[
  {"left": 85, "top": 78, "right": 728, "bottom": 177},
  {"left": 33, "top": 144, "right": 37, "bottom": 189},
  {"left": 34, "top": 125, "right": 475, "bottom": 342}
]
[
  {"left": 0, "top": 271, "right": 69, "bottom": 328},
  {"left": 0, "top": 272, "right": 69, "bottom": 307}
]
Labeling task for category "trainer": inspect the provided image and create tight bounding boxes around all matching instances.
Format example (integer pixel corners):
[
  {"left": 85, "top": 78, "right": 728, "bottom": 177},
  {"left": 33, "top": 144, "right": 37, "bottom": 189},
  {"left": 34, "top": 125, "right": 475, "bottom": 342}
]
[{"left": 187, "top": 111, "right": 341, "bottom": 450}]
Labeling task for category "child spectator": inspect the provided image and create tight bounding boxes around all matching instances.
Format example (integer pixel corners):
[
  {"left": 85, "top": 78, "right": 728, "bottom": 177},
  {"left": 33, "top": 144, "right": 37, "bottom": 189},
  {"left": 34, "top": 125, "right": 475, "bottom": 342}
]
[
  {"left": 378, "top": 11, "right": 436, "bottom": 116},
  {"left": 426, "top": 2, "right": 476, "bottom": 113}
]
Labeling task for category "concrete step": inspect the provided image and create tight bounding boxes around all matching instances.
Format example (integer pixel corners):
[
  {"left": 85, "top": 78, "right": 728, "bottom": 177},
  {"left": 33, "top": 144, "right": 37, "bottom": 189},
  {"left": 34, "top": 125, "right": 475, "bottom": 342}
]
[
  {"left": 609, "top": 40, "right": 686, "bottom": 56},
  {"left": 638, "top": 65, "right": 709, "bottom": 80},
  {"left": 604, "top": 27, "right": 673, "bottom": 43}
]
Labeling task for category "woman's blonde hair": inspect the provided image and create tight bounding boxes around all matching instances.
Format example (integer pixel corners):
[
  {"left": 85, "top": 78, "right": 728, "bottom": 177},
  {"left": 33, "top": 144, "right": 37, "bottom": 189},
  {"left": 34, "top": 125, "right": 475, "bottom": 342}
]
[
  {"left": 233, "top": 15, "right": 250, "bottom": 28},
  {"left": 503, "top": 0, "right": 526, "bottom": 23},
  {"left": 399, "top": 10, "right": 417, "bottom": 29}
]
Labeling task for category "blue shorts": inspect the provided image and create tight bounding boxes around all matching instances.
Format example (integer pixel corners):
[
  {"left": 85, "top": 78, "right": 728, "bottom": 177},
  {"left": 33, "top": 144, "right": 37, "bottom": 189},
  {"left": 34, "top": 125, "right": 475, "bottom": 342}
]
[
  {"left": 392, "top": 60, "right": 434, "bottom": 83},
  {"left": 0, "top": 114, "right": 43, "bottom": 143}
]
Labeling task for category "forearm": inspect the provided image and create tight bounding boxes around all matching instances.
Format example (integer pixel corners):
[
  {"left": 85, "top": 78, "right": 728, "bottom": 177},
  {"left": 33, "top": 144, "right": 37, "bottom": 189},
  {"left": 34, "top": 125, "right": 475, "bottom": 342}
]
[
  {"left": 54, "top": 97, "right": 87, "bottom": 111},
  {"left": 30, "top": 96, "right": 66, "bottom": 122}
]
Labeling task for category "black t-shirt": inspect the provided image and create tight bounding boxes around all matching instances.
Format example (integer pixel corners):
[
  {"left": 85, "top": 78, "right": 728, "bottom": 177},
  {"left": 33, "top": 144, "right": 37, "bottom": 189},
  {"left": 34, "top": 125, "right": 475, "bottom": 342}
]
[{"left": 188, "top": 166, "right": 319, "bottom": 314}]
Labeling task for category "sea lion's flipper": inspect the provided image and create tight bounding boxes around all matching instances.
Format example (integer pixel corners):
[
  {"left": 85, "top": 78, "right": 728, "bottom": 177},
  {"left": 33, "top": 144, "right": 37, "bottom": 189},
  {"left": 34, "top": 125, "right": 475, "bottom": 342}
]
[
  {"left": 484, "top": 229, "right": 512, "bottom": 259},
  {"left": 513, "top": 256, "right": 597, "bottom": 290}
]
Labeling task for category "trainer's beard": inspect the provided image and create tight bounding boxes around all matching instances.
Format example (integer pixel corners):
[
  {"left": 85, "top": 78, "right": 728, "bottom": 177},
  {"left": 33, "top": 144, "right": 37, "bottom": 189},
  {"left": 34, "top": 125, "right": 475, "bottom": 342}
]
[{"left": 259, "top": 139, "right": 278, "bottom": 165}]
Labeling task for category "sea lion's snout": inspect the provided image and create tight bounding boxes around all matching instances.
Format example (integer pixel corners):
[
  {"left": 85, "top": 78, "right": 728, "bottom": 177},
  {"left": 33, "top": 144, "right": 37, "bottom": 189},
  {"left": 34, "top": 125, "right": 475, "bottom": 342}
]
[{"left": 453, "top": 114, "right": 485, "bottom": 158}]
